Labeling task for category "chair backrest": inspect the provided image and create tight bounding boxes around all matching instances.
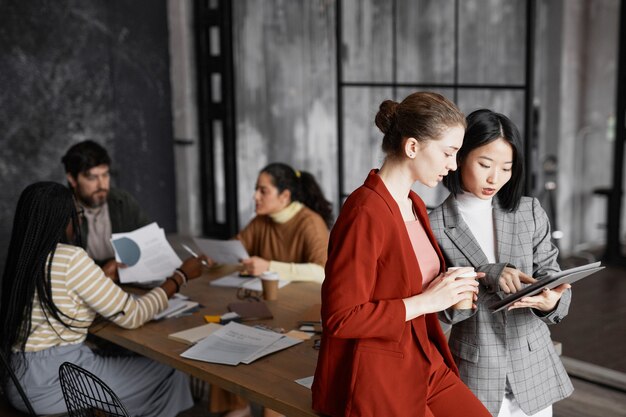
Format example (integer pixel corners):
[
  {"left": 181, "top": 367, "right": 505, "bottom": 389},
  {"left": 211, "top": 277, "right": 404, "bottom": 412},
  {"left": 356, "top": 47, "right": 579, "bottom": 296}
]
[
  {"left": 0, "top": 350, "right": 37, "bottom": 416},
  {"left": 58, "top": 362, "right": 129, "bottom": 417}
]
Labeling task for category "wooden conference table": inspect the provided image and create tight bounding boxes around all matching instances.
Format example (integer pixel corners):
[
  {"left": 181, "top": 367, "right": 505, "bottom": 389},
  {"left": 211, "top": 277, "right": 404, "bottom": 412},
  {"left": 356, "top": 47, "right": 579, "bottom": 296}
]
[{"left": 91, "top": 263, "right": 323, "bottom": 417}]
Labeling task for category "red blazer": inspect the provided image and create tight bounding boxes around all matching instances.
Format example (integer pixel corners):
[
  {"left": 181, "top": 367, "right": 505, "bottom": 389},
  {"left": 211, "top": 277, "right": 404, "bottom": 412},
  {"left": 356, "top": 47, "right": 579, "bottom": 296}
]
[{"left": 312, "top": 170, "right": 457, "bottom": 417}]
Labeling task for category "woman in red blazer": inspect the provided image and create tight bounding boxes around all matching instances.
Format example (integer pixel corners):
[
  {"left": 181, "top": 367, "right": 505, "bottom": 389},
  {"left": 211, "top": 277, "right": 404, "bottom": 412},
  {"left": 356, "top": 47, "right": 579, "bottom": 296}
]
[{"left": 312, "top": 92, "right": 492, "bottom": 417}]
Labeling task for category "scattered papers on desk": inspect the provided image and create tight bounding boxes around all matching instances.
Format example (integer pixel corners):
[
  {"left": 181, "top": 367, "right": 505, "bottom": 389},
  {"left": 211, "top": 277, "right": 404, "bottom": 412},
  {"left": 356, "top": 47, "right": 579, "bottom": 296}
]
[
  {"left": 111, "top": 222, "right": 182, "bottom": 283},
  {"left": 210, "top": 272, "right": 290, "bottom": 291},
  {"left": 153, "top": 294, "right": 199, "bottom": 320},
  {"left": 193, "top": 237, "right": 249, "bottom": 265},
  {"left": 180, "top": 322, "right": 302, "bottom": 366}
]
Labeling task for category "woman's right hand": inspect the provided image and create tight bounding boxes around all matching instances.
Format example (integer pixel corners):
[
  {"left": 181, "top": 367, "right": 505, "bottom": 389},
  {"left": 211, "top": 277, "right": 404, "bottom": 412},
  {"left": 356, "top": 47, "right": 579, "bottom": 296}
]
[
  {"left": 101, "top": 259, "right": 126, "bottom": 283},
  {"left": 403, "top": 267, "right": 481, "bottom": 320},
  {"left": 179, "top": 255, "right": 211, "bottom": 281},
  {"left": 499, "top": 267, "right": 536, "bottom": 293}
]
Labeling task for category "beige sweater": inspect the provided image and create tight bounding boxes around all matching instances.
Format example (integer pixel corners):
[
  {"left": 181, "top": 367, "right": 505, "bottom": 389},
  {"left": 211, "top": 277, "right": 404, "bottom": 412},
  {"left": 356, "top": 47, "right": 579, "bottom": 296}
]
[{"left": 237, "top": 202, "right": 329, "bottom": 283}]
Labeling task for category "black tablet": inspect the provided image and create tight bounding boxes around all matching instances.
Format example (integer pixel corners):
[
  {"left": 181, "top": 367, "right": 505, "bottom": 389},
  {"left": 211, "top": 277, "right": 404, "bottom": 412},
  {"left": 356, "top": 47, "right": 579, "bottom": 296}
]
[{"left": 489, "top": 262, "right": 604, "bottom": 313}]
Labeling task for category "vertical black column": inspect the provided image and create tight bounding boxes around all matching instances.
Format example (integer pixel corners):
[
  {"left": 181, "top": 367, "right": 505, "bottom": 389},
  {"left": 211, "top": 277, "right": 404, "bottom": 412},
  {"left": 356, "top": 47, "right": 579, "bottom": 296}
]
[
  {"left": 335, "top": 0, "right": 345, "bottom": 205},
  {"left": 195, "top": 0, "right": 238, "bottom": 238},
  {"left": 524, "top": 0, "right": 537, "bottom": 194},
  {"left": 606, "top": 0, "right": 626, "bottom": 263}
]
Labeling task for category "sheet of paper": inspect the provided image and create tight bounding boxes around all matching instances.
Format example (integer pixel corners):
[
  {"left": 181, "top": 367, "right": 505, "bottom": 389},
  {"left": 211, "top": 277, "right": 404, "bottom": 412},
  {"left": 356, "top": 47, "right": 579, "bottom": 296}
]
[
  {"left": 295, "top": 376, "right": 314, "bottom": 389},
  {"left": 241, "top": 277, "right": 290, "bottom": 292},
  {"left": 241, "top": 333, "right": 302, "bottom": 364},
  {"left": 168, "top": 323, "right": 222, "bottom": 345},
  {"left": 193, "top": 237, "right": 249, "bottom": 265},
  {"left": 112, "top": 222, "right": 182, "bottom": 283},
  {"left": 210, "top": 273, "right": 289, "bottom": 291},
  {"left": 209, "top": 273, "right": 252, "bottom": 288},
  {"left": 153, "top": 294, "right": 199, "bottom": 320},
  {"left": 180, "top": 322, "right": 283, "bottom": 366}
]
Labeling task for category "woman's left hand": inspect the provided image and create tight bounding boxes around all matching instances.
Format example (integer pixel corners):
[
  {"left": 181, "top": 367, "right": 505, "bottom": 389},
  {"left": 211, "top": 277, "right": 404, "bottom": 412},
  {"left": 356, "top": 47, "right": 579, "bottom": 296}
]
[
  {"left": 101, "top": 259, "right": 126, "bottom": 283},
  {"left": 241, "top": 256, "right": 270, "bottom": 276},
  {"left": 508, "top": 283, "right": 571, "bottom": 312}
]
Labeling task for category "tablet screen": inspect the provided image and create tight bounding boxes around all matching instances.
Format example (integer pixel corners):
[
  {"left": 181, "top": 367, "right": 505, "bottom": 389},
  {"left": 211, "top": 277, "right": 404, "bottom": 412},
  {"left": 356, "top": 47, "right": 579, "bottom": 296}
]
[{"left": 488, "top": 262, "right": 603, "bottom": 313}]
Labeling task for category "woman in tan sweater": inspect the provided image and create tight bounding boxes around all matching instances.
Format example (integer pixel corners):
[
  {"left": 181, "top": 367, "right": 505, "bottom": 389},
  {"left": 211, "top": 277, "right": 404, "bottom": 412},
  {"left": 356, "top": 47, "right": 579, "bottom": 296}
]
[
  {"left": 213, "top": 163, "right": 332, "bottom": 417},
  {"left": 236, "top": 162, "right": 332, "bottom": 283}
]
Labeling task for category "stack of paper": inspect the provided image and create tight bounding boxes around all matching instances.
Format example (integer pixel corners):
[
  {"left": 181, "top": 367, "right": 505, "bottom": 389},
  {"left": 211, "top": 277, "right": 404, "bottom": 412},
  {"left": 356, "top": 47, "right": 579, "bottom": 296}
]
[
  {"left": 111, "top": 222, "right": 182, "bottom": 284},
  {"left": 180, "top": 322, "right": 302, "bottom": 365}
]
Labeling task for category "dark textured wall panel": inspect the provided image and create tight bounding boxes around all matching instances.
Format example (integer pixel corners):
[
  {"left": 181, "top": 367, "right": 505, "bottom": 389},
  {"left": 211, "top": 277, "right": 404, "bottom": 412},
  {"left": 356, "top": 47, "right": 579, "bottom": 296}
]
[{"left": 0, "top": 0, "right": 175, "bottom": 271}]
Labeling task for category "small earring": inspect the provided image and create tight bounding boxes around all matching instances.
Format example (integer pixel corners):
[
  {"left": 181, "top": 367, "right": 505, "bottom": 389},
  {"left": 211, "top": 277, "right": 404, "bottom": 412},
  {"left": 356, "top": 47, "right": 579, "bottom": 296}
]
[{"left": 409, "top": 153, "right": 415, "bottom": 158}]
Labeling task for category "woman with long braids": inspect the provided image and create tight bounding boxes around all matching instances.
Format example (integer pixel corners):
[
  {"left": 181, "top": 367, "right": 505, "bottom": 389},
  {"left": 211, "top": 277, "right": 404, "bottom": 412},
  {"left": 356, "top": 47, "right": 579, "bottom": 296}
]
[
  {"left": 235, "top": 162, "right": 332, "bottom": 283},
  {"left": 0, "top": 182, "right": 208, "bottom": 416}
]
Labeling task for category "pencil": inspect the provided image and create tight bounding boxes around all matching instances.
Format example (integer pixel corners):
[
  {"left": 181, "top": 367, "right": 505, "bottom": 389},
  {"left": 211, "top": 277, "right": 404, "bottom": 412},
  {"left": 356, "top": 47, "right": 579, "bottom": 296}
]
[{"left": 181, "top": 243, "right": 211, "bottom": 268}]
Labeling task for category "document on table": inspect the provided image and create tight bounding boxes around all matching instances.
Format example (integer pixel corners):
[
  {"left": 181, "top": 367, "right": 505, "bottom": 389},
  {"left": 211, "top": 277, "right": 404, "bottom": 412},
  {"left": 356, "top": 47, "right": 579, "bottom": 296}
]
[
  {"left": 153, "top": 294, "right": 199, "bottom": 320},
  {"left": 111, "top": 222, "right": 182, "bottom": 284},
  {"left": 193, "top": 237, "right": 249, "bottom": 265},
  {"left": 295, "top": 376, "right": 314, "bottom": 389},
  {"left": 241, "top": 333, "right": 301, "bottom": 364},
  {"left": 210, "top": 272, "right": 290, "bottom": 291},
  {"left": 168, "top": 323, "right": 222, "bottom": 345},
  {"left": 180, "top": 322, "right": 302, "bottom": 365}
]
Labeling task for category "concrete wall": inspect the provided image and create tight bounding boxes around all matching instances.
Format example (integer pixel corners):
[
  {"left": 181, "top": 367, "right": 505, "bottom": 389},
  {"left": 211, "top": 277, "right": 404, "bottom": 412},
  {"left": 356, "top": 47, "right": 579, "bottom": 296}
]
[
  {"left": 232, "top": 0, "right": 338, "bottom": 225},
  {"left": 0, "top": 0, "right": 176, "bottom": 271}
]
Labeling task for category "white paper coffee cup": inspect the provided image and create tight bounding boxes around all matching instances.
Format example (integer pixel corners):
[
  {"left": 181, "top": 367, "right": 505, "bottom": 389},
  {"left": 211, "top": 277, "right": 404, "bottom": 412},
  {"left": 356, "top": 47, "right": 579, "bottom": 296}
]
[{"left": 447, "top": 267, "right": 477, "bottom": 309}]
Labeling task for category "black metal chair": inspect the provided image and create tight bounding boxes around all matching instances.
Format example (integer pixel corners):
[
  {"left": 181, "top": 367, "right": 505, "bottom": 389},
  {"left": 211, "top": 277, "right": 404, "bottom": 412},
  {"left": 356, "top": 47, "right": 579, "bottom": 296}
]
[
  {"left": 0, "top": 350, "right": 37, "bottom": 416},
  {"left": 58, "top": 362, "right": 129, "bottom": 417}
]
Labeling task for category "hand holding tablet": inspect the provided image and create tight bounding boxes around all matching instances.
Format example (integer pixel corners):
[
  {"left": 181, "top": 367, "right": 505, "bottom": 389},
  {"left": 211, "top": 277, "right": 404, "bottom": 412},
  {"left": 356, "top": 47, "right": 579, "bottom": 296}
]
[{"left": 489, "top": 262, "right": 604, "bottom": 313}]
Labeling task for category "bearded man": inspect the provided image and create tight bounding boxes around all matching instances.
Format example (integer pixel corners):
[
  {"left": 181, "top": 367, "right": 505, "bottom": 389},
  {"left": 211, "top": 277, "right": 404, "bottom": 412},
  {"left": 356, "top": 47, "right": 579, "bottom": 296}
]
[{"left": 62, "top": 140, "right": 150, "bottom": 265}]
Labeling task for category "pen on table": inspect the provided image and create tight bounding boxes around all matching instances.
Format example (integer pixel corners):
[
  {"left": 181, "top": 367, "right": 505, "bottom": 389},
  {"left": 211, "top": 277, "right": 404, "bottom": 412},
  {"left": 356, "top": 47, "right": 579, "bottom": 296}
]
[{"left": 181, "top": 243, "right": 211, "bottom": 268}]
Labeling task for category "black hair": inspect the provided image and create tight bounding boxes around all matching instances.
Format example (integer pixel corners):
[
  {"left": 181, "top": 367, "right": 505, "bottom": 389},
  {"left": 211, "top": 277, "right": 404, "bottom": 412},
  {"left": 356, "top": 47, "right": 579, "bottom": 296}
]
[
  {"left": 375, "top": 91, "right": 466, "bottom": 159},
  {"left": 443, "top": 109, "right": 525, "bottom": 211},
  {"left": 260, "top": 163, "right": 333, "bottom": 228},
  {"left": 0, "top": 182, "right": 83, "bottom": 384},
  {"left": 61, "top": 140, "right": 111, "bottom": 178}
]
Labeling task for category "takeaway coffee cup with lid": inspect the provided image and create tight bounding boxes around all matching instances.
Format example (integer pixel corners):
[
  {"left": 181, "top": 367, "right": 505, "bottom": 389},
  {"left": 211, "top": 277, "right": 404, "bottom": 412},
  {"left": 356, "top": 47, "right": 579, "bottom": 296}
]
[
  {"left": 448, "top": 267, "right": 478, "bottom": 310},
  {"left": 260, "top": 271, "right": 279, "bottom": 301}
]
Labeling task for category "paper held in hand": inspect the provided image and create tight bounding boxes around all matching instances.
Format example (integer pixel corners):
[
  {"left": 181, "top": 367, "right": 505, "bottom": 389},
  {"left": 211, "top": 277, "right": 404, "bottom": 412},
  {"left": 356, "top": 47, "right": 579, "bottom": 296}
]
[
  {"left": 489, "top": 261, "right": 605, "bottom": 313},
  {"left": 193, "top": 237, "right": 249, "bottom": 265},
  {"left": 111, "top": 222, "right": 182, "bottom": 284}
]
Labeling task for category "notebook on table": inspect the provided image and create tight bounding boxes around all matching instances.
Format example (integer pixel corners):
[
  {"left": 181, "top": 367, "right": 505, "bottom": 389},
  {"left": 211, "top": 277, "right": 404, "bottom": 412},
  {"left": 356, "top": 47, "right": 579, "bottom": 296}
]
[{"left": 227, "top": 301, "right": 273, "bottom": 321}]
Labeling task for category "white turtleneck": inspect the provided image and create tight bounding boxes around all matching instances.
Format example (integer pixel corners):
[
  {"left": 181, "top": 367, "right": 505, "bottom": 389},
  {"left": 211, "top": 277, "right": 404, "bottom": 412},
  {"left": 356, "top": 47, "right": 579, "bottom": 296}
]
[{"left": 455, "top": 192, "right": 497, "bottom": 263}]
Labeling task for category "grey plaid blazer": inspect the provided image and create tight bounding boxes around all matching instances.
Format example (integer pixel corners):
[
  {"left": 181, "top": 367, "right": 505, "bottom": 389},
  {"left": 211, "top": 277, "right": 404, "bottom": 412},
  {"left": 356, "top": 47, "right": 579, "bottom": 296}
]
[{"left": 429, "top": 195, "right": 573, "bottom": 416}]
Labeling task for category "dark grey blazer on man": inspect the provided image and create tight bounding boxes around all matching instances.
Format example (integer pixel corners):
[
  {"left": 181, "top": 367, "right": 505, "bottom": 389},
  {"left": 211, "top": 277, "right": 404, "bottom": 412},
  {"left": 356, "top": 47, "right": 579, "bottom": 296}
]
[{"left": 429, "top": 195, "right": 573, "bottom": 416}]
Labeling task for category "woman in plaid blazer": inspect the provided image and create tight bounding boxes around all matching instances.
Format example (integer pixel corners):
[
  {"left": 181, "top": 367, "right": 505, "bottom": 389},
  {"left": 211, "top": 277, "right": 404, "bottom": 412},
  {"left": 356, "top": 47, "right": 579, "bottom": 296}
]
[{"left": 429, "top": 109, "right": 573, "bottom": 417}]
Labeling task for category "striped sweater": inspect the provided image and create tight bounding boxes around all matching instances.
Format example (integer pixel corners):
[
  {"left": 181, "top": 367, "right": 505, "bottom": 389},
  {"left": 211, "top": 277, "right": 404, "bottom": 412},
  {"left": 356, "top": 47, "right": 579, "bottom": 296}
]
[{"left": 20, "top": 243, "right": 167, "bottom": 352}]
